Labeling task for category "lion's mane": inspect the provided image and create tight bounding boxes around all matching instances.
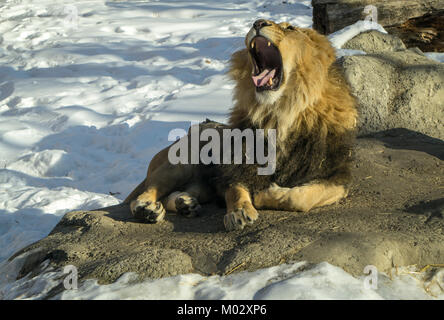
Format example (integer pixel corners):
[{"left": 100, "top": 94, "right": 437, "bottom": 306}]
[{"left": 202, "top": 25, "right": 358, "bottom": 194}]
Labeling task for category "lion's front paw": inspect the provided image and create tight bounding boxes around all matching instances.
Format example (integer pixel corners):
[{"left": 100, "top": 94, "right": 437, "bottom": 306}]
[
  {"left": 224, "top": 205, "right": 258, "bottom": 231},
  {"left": 130, "top": 200, "right": 165, "bottom": 224},
  {"left": 175, "top": 194, "right": 201, "bottom": 218}
]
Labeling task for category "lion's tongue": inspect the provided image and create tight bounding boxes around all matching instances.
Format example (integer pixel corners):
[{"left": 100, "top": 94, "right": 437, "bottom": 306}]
[{"left": 252, "top": 68, "right": 276, "bottom": 87}]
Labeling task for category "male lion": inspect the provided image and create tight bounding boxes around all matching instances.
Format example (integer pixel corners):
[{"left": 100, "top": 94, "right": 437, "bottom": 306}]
[{"left": 124, "top": 19, "right": 357, "bottom": 231}]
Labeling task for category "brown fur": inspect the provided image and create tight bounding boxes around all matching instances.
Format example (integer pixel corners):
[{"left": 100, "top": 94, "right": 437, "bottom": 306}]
[
  {"left": 125, "top": 20, "right": 358, "bottom": 231},
  {"left": 228, "top": 25, "right": 356, "bottom": 146}
]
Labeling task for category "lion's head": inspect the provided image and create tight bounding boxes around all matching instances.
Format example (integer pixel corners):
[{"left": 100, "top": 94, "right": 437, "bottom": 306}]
[{"left": 228, "top": 19, "right": 356, "bottom": 144}]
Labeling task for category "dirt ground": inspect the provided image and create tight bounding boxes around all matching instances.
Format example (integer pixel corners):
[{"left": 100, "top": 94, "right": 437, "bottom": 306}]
[{"left": 10, "top": 128, "right": 444, "bottom": 293}]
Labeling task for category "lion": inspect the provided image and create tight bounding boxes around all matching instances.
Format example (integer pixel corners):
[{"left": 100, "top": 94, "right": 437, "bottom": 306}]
[{"left": 124, "top": 19, "right": 358, "bottom": 231}]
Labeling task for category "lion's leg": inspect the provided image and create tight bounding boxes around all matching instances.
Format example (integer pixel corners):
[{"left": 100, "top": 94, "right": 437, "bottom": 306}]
[
  {"left": 130, "top": 162, "right": 194, "bottom": 223},
  {"left": 163, "top": 181, "right": 212, "bottom": 218},
  {"left": 124, "top": 178, "right": 146, "bottom": 205},
  {"left": 254, "top": 167, "right": 351, "bottom": 212},
  {"left": 223, "top": 184, "right": 258, "bottom": 231},
  {"left": 124, "top": 145, "right": 171, "bottom": 204},
  {"left": 253, "top": 181, "right": 347, "bottom": 212}
]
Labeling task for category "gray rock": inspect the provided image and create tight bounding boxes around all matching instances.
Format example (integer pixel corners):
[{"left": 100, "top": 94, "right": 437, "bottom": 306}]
[
  {"left": 339, "top": 49, "right": 444, "bottom": 139},
  {"left": 343, "top": 30, "right": 406, "bottom": 54},
  {"left": 7, "top": 133, "right": 444, "bottom": 297},
  {"left": 408, "top": 47, "right": 425, "bottom": 56}
]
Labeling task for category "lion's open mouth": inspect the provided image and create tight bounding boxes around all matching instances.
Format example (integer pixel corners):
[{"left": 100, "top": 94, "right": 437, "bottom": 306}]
[{"left": 249, "top": 36, "right": 283, "bottom": 92}]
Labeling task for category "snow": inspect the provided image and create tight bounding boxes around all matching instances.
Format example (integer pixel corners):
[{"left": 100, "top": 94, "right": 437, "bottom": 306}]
[
  {"left": 328, "top": 20, "right": 387, "bottom": 50},
  {"left": 56, "top": 262, "right": 444, "bottom": 300},
  {"left": 1, "top": 254, "right": 441, "bottom": 300},
  {"left": 425, "top": 52, "right": 444, "bottom": 63},
  {"left": 0, "top": 0, "right": 442, "bottom": 300}
]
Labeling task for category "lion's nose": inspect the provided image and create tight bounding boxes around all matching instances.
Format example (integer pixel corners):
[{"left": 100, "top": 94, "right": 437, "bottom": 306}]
[{"left": 253, "top": 19, "right": 271, "bottom": 31}]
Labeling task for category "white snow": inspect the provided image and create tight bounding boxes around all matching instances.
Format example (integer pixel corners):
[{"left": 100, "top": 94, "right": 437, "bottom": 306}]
[
  {"left": 0, "top": 0, "right": 442, "bottom": 300},
  {"left": 1, "top": 254, "right": 442, "bottom": 300},
  {"left": 55, "top": 262, "right": 444, "bottom": 300},
  {"left": 425, "top": 52, "right": 444, "bottom": 63},
  {"left": 328, "top": 20, "right": 387, "bottom": 50}
]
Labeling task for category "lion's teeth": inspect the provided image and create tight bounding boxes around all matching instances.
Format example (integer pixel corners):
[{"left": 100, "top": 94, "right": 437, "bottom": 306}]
[
  {"left": 267, "top": 41, "right": 271, "bottom": 47},
  {"left": 251, "top": 40, "right": 255, "bottom": 49},
  {"left": 268, "top": 78, "right": 273, "bottom": 86}
]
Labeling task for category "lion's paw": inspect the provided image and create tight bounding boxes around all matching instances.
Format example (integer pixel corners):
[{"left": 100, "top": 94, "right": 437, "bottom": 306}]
[
  {"left": 175, "top": 194, "right": 201, "bottom": 218},
  {"left": 224, "top": 206, "right": 258, "bottom": 231},
  {"left": 130, "top": 200, "right": 165, "bottom": 224}
]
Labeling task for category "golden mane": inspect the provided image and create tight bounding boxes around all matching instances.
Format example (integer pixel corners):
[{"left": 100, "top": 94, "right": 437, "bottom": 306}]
[{"left": 227, "top": 26, "right": 357, "bottom": 147}]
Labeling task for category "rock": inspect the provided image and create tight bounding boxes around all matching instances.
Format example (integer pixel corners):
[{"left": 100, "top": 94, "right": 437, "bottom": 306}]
[
  {"left": 8, "top": 131, "right": 444, "bottom": 296},
  {"left": 343, "top": 30, "right": 406, "bottom": 54},
  {"left": 407, "top": 47, "right": 425, "bottom": 56},
  {"left": 342, "top": 31, "right": 443, "bottom": 139},
  {"left": 338, "top": 47, "right": 444, "bottom": 139}
]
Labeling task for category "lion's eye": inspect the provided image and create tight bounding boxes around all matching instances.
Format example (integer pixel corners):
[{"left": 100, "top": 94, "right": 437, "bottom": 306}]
[{"left": 279, "top": 22, "right": 294, "bottom": 30}]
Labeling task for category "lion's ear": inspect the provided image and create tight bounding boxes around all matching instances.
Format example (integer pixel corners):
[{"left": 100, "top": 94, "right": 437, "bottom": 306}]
[
  {"left": 279, "top": 22, "right": 296, "bottom": 31},
  {"left": 228, "top": 49, "right": 250, "bottom": 81}
]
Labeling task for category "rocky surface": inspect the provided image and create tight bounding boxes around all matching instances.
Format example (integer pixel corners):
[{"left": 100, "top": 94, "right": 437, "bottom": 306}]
[
  {"left": 343, "top": 30, "right": 407, "bottom": 54},
  {"left": 10, "top": 130, "right": 444, "bottom": 290},
  {"left": 341, "top": 31, "right": 444, "bottom": 140}
]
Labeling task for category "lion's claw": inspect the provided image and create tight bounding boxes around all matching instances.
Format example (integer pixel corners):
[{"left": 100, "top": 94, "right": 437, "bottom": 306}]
[
  {"left": 131, "top": 200, "right": 165, "bottom": 223},
  {"left": 224, "top": 207, "right": 258, "bottom": 231},
  {"left": 175, "top": 194, "right": 201, "bottom": 218}
]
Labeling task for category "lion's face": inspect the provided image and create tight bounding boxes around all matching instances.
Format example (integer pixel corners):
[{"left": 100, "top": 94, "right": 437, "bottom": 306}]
[
  {"left": 245, "top": 20, "right": 290, "bottom": 93},
  {"left": 233, "top": 19, "right": 336, "bottom": 106},
  {"left": 245, "top": 20, "right": 303, "bottom": 105}
]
